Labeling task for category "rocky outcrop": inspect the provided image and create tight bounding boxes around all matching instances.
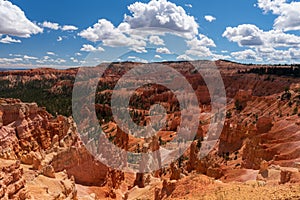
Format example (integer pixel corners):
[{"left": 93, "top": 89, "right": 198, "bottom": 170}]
[
  {"left": 42, "top": 165, "right": 56, "bottom": 178},
  {"left": 193, "top": 87, "right": 300, "bottom": 183},
  {"left": 218, "top": 122, "right": 253, "bottom": 155},
  {"left": 0, "top": 160, "right": 29, "bottom": 200},
  {"left": 256, "top": 116, "right": 273, "bottom": 134},
  {"left": 242, "top": 115, "right": 300, "bottom": 169},
  {"left": 234, "top": 90, "right": 252, "bottom": 111},
  {"left": 133, "top": 135, "right": 161, "bottom": 188},
  {"left": 280, "top": 168, "right": 300, "bottom": 184},
  {"left": 133, "top": 173, "right": 145, "bottom": 188},
  {"left": 0, "top": 98, "right": 77, "bottom": 160},
  {"left": 170, "top": 162, "right": 181, "bottom": 181},
  {"left": 256, "top": 163, "right": 300, "bottom": 185},
  {"left": 0, "top": 99, "right": 111, "bottom": 187},
  {"left": 51, "top": 146, "right": 109, "bottom": 186},
  {"left": 154, "top": 180, "right": 176, "bottom": 200},
  {"left": 0, "top": 158, "right": 77, "bottom": 200},
  {"left": 186, "top": 141, "right": 199, "bottom": 172},
  {"left": 25, "top": 168, "right": 77, "bottom": 200}
]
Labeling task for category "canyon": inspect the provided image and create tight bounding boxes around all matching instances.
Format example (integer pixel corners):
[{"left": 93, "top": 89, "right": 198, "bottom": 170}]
[{"left": 0, "top": 60, "right": 299, "bottom": 199}]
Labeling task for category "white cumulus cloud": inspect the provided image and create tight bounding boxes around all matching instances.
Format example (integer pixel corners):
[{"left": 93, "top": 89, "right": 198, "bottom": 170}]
[
  {"left": 230, "top": 47, "right": 300, "bottom": 63},
  {"left": 42, "top": 21, "right": 78, "bottom": 32},
  {"left": 223, "top": 24, "right": 264, "bottom": 46},
  {"left": 80, "top": 44, "right": 105, "bottom": 52},
  {"left": 0, "top": 35, "right": 21, "bottom": 44},
  {"left": 204, "top": 15, "right": 216, "bottom": 22},
  {"left": 223, "top": 24, "right": 300, "bottom": 48},
  {"left": 156, "top": 47, "right": 171, "bottom": 54},
  {"left": 187, "top": 34, "right": 216, "bottom": 48},
  {"left": 124, "top": 0, "right": 198, "bottom": 39},
  {"left": 78, "top": 19, "right": 146, "bottom": 52},
  {"left": 70, "top": 57, "right": 79, "bottom": 63},
  {"left": 54, "top": 58, "right": 66, "bottom": 64},
  {"left": 231, "top": 49, "right": 260, "bottom": 61},
  {"left": 0, "top": 57, "right": 23, "bottom": 63},
  {"left": 79, "top": 0, "right": 200, "bottom": 54},
  {"left": 177, "top": 54, "right": 193, "bottom": 61},
  {"left": 289, "top": 48, "right": 300, "bottom": 60},
  {"left": 46, "top": 52, "right": 55, "bottom": 55},
  {"left": 154, "top": 54, "right": 162, "bottom": 59},
  {"left": 257, "top": 0, "right": 300, "bottom": 31},
  {"left": 79, "top": 19, "right": 127, "bottom": 43},
  {"left": 185, "top": 34, "right": 216, "bottom": 58},
  {"left": 42, "top": 21, "right": 60, "bottom": 30},
  {"left": 24, "top": 55, "right": 38, "bottom": 60},
  {"left": 61, "top": 25, "right": 78, "bottom": 31},
  {"left": 0, "top": 0, "right": 42, "bottom": 37},
  {"left": 149, "top": 35, "right": 165, "bottom": 46}
]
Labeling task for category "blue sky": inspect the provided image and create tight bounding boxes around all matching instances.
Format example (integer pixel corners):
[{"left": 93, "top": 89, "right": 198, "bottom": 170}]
[{"left": 1, "top": 0, "right": 300, "bottom": 68}]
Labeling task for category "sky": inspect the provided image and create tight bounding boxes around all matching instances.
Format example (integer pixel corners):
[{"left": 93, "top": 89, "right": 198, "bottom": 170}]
[{"left": 1, "top": 0, "right": 300, "bottom": 68}]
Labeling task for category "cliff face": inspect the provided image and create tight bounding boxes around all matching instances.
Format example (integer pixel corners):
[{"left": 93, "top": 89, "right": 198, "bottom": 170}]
[
  {"left": 191, "top": 85, "right": 300, "bottom": 183},
  {"left": 0, "top": 98, "right": 110, "bottom": 188},
  {"left": 0, "top": 98, "right": 68, "bottom": 159},
  {"left": 51, "top": 146, "right": 109, "bottom": 186},
  {"left": 0, "top": 98, "right": 135, "bottom": 199},
  {"left": 0, "top": 98, "right": 70, "bottom": 159}
]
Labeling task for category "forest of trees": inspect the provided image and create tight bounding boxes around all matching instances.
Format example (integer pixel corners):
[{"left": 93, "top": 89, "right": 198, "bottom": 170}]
[
  {"left": 0, "top": 79, "right": 73, "bottom": 117},
  {"left": 239, "top": 65, "right": 300, "bottom": 77}
]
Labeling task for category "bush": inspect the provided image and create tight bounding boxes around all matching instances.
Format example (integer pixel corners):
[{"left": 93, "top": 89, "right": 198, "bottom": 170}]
[
  {"left": 235, "top": 100, "right": 243, "bottom": 111},
  {"left": 226, "top": 111, "right": 232, "bottom": 118},
  {"left": 293, "top": 107, "right": 298, "bottom": 115}
]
